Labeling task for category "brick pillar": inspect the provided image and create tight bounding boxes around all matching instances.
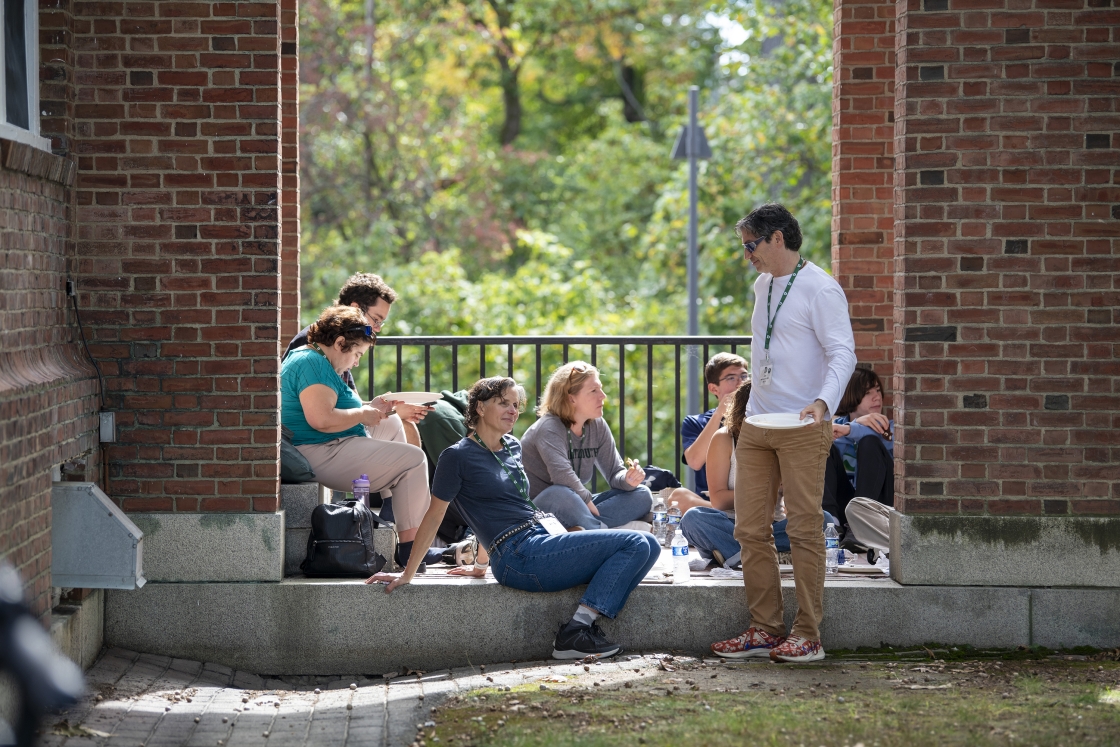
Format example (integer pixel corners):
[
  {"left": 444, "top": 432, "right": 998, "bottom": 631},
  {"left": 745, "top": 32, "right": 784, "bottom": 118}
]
[
  {"left": 73, "top": 0, "right": 283, "bottom": 513},
  {"left": 279, "top": 0, "right": 300, "bottom": 343},
  {"left": 831, "top": 0, "right": 896, "bottom": 401},
  {"left": 892, "top": 0, "right": 1119, "bottom": 517}
]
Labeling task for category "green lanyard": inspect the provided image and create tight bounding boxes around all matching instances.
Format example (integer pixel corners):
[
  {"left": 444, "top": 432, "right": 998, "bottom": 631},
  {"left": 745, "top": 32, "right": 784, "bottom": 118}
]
[
  {"left": 473, "top": 433, "right": 538, "bottom": 510},
  {"left": 764, "top": 257, "right": 805, "bottom": 358},
  {"left": 567, "top": 428, "right": 587, "bottom": 477}
]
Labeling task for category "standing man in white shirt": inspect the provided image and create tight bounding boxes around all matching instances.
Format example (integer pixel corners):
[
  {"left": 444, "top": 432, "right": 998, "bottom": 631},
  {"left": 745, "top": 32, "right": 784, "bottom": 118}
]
[{"left": 710, "top": 203, "right": 856, "bottom": 664}]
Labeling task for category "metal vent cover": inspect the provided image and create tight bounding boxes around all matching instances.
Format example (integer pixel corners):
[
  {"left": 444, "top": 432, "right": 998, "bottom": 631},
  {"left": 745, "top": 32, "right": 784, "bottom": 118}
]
[{"left": 51, "top": 482, "right": 146, "bottom": 590}]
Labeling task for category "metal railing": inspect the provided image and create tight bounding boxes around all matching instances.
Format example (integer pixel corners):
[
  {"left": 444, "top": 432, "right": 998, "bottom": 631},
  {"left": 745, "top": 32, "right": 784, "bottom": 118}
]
[{"left": 367, "top": 335, "right": 751, "bottom": 485}]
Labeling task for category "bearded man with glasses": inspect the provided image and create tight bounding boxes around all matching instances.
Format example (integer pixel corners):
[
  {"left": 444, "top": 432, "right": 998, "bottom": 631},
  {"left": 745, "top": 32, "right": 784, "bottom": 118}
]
[{"left": 708, "top": 203, "right": 856, "bottom": 665}]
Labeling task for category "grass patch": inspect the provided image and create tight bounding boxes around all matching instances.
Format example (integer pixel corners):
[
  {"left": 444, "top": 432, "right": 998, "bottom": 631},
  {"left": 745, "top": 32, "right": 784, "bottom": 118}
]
[{"left": 426, "top": 659, "right": 1120, "bottom": 747}]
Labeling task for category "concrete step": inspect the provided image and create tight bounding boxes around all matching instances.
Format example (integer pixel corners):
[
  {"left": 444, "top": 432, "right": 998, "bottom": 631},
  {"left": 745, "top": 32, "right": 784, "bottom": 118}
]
[
  {"left": 103, "top": 576, "right": 1120, "bottom": 676},
  {"left": 281, "top": 483, "right": 399, "bottom": 575}
]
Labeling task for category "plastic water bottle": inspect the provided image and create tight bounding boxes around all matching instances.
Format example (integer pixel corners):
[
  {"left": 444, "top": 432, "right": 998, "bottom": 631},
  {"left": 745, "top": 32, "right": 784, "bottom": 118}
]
[
  {"left": 651, "top": 497, "right": 667, "bottom": 544},
  {"left": 825, "top": 523, "right": 839, "bottom": 574},
  {"left": 664, "top": 503, "right": 682, "bottom": 547},
  {"left": 352, "top": 474, "right": 370, "bottom": 508},
  {"left": 671, "top": 531, "right": 690, "bottom": 584}
]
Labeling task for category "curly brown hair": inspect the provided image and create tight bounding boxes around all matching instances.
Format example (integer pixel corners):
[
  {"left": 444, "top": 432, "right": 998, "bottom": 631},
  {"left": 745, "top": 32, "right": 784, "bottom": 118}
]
[
  {"left": 466, "top": 377, "right": 527, "bottom": 431},
  {"left": 307, "top": 305, "right": 376, "bottom": 352},
  {"left": 337, "top": 273, "right": 398, "bottom": 309},
  {"left": 726, "top": 380, "right": 753, "bottom": 443},
  {"left": 837, "top": 368, "right": 883, "bottom": 418}
]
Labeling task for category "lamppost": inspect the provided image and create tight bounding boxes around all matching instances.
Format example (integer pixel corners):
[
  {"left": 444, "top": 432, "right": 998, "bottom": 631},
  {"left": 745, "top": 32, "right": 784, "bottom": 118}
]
[{"left": 671, "top": 85, "right": 711, "bottom": 490}]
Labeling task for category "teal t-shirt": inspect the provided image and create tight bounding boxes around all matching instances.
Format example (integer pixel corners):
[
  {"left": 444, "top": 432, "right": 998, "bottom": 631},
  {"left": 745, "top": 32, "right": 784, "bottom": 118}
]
[{"left": 281, "top": 348, "right": 367, "bottom": 446}]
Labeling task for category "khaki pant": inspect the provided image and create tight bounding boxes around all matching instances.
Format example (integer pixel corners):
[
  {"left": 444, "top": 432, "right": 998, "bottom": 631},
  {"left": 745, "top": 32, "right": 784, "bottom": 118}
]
[
  {"left": 846, "top": 496, "right": 892, "bottom": 551},
  {"left": 296, "top": 415, "right": 430, "bottom": 532},
  {"left": 733, "top": 419, "right": 832, "bottom": 641}
]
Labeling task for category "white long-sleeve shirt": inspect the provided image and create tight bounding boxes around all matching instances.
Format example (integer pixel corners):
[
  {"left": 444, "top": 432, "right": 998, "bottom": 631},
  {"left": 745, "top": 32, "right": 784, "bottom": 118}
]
[{"left": 745, "top": 259, "right": 856, "bottom": 418}]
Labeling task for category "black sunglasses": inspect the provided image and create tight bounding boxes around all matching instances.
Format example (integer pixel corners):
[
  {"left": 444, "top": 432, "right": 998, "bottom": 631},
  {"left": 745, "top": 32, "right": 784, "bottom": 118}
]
[
  {"left": 742, "top": 233, "right": 771, "bottom": 255},
  {"left": 343, "top": 325, "right": 375, "bottom": 337}
]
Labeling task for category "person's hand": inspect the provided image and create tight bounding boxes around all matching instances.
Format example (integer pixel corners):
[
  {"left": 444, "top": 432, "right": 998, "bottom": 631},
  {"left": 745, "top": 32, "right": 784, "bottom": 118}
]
[
  {"left": 358, "top": 404, "right": 386, "bottom": 427},
  {"left": 587, "top": 500, "right": 601, "bottom": 517},
  {"left": 393, "top": 402, "right": 433, "bottom": 424},
  {"left": 854, "top": 412, "right": 891, "bottom": 436},
  {"left": 364, "top": 571, "right": 408, "bottom": 593},
  {"left": 831, "top": 422, "right": 851, "bottom": 439},
  {"left": 448, "top": 566, "right": 487, "bottom": 578},
  {"left": 714, "top": 391, "right": 736, "bottom": 418},
  {"left": 369, "top": 396, "right": 398, "bottom": 415},
  {"left": 625, "top": 465, "right": 645, "bottom": 487},
  {"left": 799, "top": 399, "right": 829, "bottom": 425}
]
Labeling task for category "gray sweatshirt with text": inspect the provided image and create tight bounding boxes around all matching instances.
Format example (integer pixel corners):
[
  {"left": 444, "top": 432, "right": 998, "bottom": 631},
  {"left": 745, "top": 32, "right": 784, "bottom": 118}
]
[{"left": 520, "top": 413, "right": 634, "bottom": 502}]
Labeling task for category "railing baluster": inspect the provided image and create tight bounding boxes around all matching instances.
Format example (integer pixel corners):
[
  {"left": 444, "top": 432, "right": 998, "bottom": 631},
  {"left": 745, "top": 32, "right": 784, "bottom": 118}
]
[
  {"left": 618, "top": 343, "right": 625, "bottom": 461},
  {"left": 396, "top": 345, "right": 402, "bottom": 393},
  {"left": 479, "top": 344, "right": 486, "bottom": 380},
  {"left": 452, "top": 344, "right": 458, "bottom": 392},
  {"left": 369, "top": 346, "right": 375, "bottom": 401},
  {"left": 590, "top": 344, "right": 596, "bottom": 369},
  {"left": 507, "top": 342, "right": 514, "bottom": 378},
  {"left": 424, "top": 344, "right": 431, "bottom": 392},
  {"left": 562, "top": 344, "right": 569, "bottom": 364},
  {"left": 535, "top": 344, "right": 541, "bottom": 408},
  {"left": 703, "top": 342, "right": 710, "bottom": 412},
  {"left": 646, "top": 344, "right": 653, "bottom": 467},
  {"left": 675, "top": 344, "right": 681, "bottom": 483}
]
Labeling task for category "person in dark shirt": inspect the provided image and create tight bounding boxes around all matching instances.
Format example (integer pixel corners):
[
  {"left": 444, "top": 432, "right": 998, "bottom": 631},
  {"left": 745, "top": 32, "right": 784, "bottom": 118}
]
[
  {"left": 366, "top": 376, "right": 661, "bottom": 660},
  {"left": 670, "top": 352, "right": 750, "bottom": 509}
]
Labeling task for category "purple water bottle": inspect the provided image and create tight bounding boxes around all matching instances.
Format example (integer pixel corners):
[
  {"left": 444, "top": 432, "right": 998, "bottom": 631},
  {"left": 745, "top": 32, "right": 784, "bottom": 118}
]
[{"left": 352, "top": 474, "right": 370, "bottom": 508}]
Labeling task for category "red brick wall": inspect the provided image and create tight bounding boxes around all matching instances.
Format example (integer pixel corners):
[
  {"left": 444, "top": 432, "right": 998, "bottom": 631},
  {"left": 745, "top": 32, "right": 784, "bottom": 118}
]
[
  {"left": 280, "top": 0, "right": 300, "bottom": 342},
  {"left": 0, "top": 140, "right": 99, "bottom": 620},
  {"left": 891, "top": 0, "right": 1119, "bottom": 516},
  {"left": 71, "top": 0, "right": 283, "bottom": 513},
  {"left": 831, "top": 0, "right": 896, "bottom": 402}
]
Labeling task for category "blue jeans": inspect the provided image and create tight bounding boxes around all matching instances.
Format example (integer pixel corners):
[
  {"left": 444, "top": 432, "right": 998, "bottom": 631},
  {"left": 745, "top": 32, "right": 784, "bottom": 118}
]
[
  {"left": 534, "top": 484, "right": 653, "bottom": 531},
  {"left": 680, "top": 506, "right": 838, "bottom": 568},
  {"left": 489, "top": 526, "right": 660, "bottom": 618}
]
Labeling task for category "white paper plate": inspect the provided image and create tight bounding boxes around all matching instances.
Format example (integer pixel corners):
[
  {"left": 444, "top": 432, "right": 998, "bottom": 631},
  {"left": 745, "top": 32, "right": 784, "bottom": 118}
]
[
  {"left": 746, "top": 413, "right": 814, "bottom": 429},
  {"left": 380, "top": 391, "right": 443, "bottom": 405}
]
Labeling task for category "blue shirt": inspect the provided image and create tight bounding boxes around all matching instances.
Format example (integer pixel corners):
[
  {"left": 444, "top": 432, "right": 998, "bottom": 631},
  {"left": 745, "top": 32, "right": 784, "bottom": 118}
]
[
  {"left": 431, "top": 435, "right": 537, "bottom": 550},
  {"left": 281, "top": 348, "right": 366, "bottom": 446},
  {"left": 832, "top": 415, "right": 894, "bottom": 489},
  {"left": 681, "top": 409, "right": 716, "bottom": 494}
]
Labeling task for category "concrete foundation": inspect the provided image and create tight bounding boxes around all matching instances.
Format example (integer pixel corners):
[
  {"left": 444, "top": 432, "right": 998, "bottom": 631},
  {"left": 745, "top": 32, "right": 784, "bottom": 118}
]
[
  {"left": 103, "top": 577, "right": 1119, "bottom": 675},
  {"left": 890, "top": 514, "right": 1120, "bottom": 587},
  {"left": 50, "top": 589, "right": 105, "bottom": 671},
  {"left": 127, "top": 512, "right": 285, "bottom": 582}
]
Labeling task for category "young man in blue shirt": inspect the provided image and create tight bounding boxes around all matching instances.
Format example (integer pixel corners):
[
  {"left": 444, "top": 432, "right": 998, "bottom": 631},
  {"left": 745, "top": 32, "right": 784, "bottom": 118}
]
[{"left": 680, "top": 353, "right": 750, "bottom": 496}]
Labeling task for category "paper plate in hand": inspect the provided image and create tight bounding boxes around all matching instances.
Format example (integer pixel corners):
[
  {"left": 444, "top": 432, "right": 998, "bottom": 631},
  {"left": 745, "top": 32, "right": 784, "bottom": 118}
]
[
  {"left": 380, "top": 392, "right": 443, "bottom": 405},
  {"left": 746, "top": 413, "right": 814, "bottom": 429}
]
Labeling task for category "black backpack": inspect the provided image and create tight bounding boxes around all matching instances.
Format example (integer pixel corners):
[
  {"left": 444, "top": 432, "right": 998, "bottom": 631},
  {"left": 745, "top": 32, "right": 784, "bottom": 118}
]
[{"left": 300, "top": 501, "right": 390, "bottom": 577}]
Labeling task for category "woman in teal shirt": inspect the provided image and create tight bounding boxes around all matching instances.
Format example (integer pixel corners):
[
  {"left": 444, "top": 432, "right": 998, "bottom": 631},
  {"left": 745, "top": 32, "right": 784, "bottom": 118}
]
[{"left": 281, "top": 305, "right": 431, "bottom": 567}]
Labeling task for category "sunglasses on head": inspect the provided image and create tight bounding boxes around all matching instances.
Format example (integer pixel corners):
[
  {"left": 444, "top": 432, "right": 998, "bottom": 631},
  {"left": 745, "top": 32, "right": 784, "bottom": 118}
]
[{"left": 343, "top": 325, "right": 375, "bottom": 337}]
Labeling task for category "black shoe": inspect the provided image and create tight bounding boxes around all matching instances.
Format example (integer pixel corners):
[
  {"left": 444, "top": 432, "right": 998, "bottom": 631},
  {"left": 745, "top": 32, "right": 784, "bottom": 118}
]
[
  {"left": 551, "top": 619, "right": 622, "bottom": 660},
  {"left": 840, "top": 532, "right": 868, "bottom": 554}
]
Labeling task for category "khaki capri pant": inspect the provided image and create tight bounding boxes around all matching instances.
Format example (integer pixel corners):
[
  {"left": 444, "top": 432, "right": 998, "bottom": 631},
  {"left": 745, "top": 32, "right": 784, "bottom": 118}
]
[{"left": 296, "top": 415, "right": 430, "bottom": 533}]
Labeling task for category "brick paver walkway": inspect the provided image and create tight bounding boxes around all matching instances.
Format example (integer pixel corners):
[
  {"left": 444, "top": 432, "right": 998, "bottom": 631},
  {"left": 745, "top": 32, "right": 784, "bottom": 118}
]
[{"left": 39, "top": 648, "right": 665, "bottom": 747}]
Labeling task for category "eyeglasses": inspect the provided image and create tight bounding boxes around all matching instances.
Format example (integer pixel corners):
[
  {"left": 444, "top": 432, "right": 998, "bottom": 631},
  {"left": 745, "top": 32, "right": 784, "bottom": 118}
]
[
  {"left": 742, "top": 233, "right": 771, "bottom": 255},
  {"left": 343, "top": 325, "right": 375, "bottom": 337},
  {"left": 363, "top": 310, "right": 386, "bottom": 329},
  {"left": 719, "top": 373, "right": 751, "bottom": 385}
]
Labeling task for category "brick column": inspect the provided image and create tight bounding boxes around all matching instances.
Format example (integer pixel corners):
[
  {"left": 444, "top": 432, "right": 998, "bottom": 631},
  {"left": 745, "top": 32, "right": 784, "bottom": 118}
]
[
  {"left": 892, "top": 0, "right": 1119, "bottom": 517},
  {"left": 831, "top": 0, "right": 896, "bottom": 399},
  {"left": 73, "top": 0, "right": 283, "bottom": 513},
  {"left": 279, "top": 0, "right": 300, "bottom": 342}
]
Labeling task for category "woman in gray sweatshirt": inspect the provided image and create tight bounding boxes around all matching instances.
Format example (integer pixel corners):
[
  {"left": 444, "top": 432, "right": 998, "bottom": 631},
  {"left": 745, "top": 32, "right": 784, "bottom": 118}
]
[{"left": 520, "top": 361, "right": 654, "bottom": 530}]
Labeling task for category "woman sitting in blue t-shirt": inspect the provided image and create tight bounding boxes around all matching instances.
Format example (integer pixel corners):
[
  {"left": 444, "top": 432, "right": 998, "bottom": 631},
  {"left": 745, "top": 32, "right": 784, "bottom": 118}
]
[
  {"left": 281, "top": 305, "right": 431, "bottom": 568},
  {"left": 367, "top": 376, "right": 661, "bottom": 660}
]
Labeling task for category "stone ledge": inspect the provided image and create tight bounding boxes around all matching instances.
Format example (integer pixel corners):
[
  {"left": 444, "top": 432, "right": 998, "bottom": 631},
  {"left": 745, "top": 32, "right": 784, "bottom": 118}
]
[
  {"left": 890, "top": 514, "right": 1120, "bottom": 587},
  {"left": 126, "top": 512, "right": 284, "bottom": 582},
  {"left": 100, "top": 577, "right": 1120, "bottom": 676}
]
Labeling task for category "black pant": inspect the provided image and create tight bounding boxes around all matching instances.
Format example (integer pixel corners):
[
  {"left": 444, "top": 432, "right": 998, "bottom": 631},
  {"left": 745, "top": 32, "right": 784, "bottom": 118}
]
[{"left": 822, "top": 436, "right": 894, "bottom": 527}]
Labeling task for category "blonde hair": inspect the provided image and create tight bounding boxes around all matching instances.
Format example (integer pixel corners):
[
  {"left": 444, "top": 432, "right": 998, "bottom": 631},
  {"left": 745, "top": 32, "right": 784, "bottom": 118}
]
[{"left": 537, "top": 361, "right": 599, "bottom": 427}]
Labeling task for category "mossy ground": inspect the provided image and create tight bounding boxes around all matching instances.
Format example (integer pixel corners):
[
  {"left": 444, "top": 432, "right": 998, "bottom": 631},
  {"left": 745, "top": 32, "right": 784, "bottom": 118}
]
[{"left": 423, "top": 649, "right": 1120, "bottom": 747}]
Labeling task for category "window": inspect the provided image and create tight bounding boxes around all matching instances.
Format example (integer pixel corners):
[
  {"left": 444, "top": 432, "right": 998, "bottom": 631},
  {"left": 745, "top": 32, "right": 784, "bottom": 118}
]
[{"left": 1, "top": 0, "right": 50, "bottom": 149}]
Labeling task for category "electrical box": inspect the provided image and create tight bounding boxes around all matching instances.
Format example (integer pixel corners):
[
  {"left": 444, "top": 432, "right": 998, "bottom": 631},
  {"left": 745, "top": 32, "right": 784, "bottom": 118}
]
[
  {"left": 51, "top": 482, "right": 145, "bottom": 590},
  {"left": 99, "top": 411, "right": 116, "bottom": 442}
]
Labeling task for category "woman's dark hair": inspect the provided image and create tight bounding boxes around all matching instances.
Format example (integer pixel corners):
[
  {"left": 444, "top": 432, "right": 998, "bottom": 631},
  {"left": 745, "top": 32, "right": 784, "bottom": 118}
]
[
  {"left": 307, "top": 305, "right": 376, "bottom": 352},
  {"left": 466, "top": 377, "right": 527, "bottom": 431},
  {"left": 726, "top": 380, "right": 753, "bottom": 443},
  {"left": 735, "top": 203, "right": 803, "bottom": 252},
  {"left": 837, "top": 368, "right": 884, "bottom": 418}
]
